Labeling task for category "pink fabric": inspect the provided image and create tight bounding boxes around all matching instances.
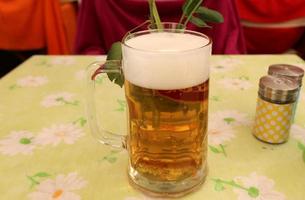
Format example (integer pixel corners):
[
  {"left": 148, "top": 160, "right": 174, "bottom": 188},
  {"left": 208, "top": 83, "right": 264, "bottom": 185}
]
[{"left": 75, "top": 0, "right": 246, "bottom": 55}]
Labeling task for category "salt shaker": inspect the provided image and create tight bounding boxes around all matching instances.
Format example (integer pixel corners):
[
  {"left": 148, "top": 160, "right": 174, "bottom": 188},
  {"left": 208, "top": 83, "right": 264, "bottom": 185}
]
[
  {"left": 268, "top": 64, "right": 304, "bottom": 86},
  {"left": 253, "top": 75, "right": 299, "bottom": 144},
  {"left": 268, "top": 64, "right": 304, "bottom": 121}
]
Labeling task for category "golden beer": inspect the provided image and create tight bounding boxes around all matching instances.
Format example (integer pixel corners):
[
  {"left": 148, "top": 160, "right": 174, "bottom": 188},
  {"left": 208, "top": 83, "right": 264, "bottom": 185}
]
[
  {"left": 121, "top": 29, "right": 211, "bottom": 196},
  {"left": 87, "top": 28, "right": 211, "bottom": 196},
  {"left": 126, "top": 80, "right": 209, "bottom": 182}
]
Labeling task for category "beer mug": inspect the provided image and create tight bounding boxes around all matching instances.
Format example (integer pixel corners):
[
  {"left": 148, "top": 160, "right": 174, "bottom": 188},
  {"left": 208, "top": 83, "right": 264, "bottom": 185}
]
[{"left": 86, "top": 27, "right": 211, "bottom": 197}]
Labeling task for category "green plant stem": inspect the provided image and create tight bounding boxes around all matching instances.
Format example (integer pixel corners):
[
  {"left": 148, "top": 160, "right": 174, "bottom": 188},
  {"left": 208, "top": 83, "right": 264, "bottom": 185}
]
[{"left": 149, "top": 0, "right": 162, "bottom": 29}]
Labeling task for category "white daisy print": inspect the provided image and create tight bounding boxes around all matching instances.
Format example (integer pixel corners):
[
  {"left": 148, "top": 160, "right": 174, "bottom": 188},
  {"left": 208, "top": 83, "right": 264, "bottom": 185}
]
[
  {"left": 211, "top": 57, "right": 243, "bottom": 73},
  {"left": 17, "top": 76, "right": 48, "bottom": 87},
  {"left": 210, "top": 110, "right": 252, "bottom": 127},
  {"left": 291, "top": 124, "right": 305, "bottom": 143},
  {"left": 28, "top": 172, "right": 87, "bottom": 200},
  {"left": 233, "top": 173, "right": 285, "bottom": 200},
  {"left": 0, "top": 131, "right": 37, "bottom": 156},
  {"left": 50, "top": 56, "right": 76, "bottom": 66},
  {"left": 35, "top": 123, "right": 84, "bottom": 146},
  {"left": 218, "top": 78, "right": 253, "bottom": 90},
  {"left": 41, "top": 92, "right": 78, "bottom": 108},
  {"left": 208, "top": 120, "right": 235, "bottom": 145},
  {"left": 75, "top": 70, "right": 86, "bottom": 80}
]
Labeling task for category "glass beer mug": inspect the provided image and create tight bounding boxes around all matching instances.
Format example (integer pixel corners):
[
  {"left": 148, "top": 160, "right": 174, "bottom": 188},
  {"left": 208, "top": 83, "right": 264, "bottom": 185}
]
[{"left": 86, "top": 27, "right": 211, "bottom": 197}]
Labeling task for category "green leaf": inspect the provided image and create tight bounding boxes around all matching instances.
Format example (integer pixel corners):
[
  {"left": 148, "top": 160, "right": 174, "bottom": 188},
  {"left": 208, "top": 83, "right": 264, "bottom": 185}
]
[
  {"left": 80, "top": 118, "right": 87, "bottom": 127},
  {"left": 104, "top": 42, "right": 124, "bottom": 87},
  {"left": 190, "top": 16, "right": 210, "bottom": 28},
  {"left": 27, "top": 176, "right": 39, "bottom": 185},
  {"left": 34, "top": 172, "right": 50, "bottom": 178},
  {"left": 303, "top": 150, "right": 305, "bottom": 163},
  {"left": 110, "top": 150, "right": 121, "bottom": 154},
  {"left": 9, "top": 84, "right": 17, "bottom": 90},
  {"left": 106, "top": 156, "right": 117, "bottom": 163},
  {"left": 195, "top": 6, "right": 224, "bottom": 23},
  {"left": 248, "top": 187, "right": 260, "bottom": 198},
  {"left": 224, "top": 117, "right": 235, "bottom": 124},
  {"left": 182, "top": 0, "right": 203, "bottom": 16},
  {"left": 209, "top": 145, "right": 220, "bottom": 153},
  {"left": 219, "top": 144, "right": 227, "bottom": 157},
  {"left": 211, "top": 96, "right": 221, "bottom": 101},
  {"left": 106, "top": 42, "right": 122, "bottom": 61},
  {"left": 214, "top": 181, "right": 225, "bottom": 191},
  {"left": 104, "top": 60, "right": 124, "bottom": 88},
  {"left": 181, "top": 0, "right": 203, "bottom": 25},
  {"left": 298, "top": 142, "right": 305, "bottom": 151}
]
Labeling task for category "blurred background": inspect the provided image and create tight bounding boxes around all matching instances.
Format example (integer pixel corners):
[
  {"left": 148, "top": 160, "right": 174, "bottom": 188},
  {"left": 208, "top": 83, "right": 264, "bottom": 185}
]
[{"left": 1, "top": 0, "right": 305, "bottom": 77}]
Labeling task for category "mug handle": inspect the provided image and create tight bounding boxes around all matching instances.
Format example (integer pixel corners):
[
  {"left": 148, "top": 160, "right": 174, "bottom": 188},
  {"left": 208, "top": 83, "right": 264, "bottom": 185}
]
[{"left": 86, "top": 61, "right": 126, "bottom": 149}]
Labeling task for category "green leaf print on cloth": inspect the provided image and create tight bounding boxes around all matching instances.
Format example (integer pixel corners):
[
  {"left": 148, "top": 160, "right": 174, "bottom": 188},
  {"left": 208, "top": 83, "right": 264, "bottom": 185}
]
[
  {"left": 41, "top": 92, "right": 79, "bottom": 108},
  {"left": 73, "top": 117, "right": 87, "bottom": 127},
  {"left": 209, "top": 144, "right": 227, "bottom": 157},
  {"left": 213, "top": 173, "right": 286, "bottom": 200},
  {"left": 208, "top": 110, "right": 251, "bottom": 156},
  {"left": 27, "top": 172, "right": 51, "bottom": 188},
  {"left": 100, "top": 150, "right": 122, "bottom": 164},
  {"left": 291, "top": 125, "right": 305, "bottom": 163},
  {"left": 115, "top": 99, "right": 126, "bottom": 112},
  {"left": 210, "top": 95, "right": 221, "bottom": 102}
]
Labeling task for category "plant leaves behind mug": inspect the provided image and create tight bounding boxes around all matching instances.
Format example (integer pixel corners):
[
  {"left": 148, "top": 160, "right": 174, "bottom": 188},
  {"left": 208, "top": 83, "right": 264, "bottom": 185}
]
[
  {"left": 104, "top": 42, "right": 124, "bottom": 87},
  {"left": 106, "top": 42, "right": 122, "bottom": 61},
  {"left": 149, "top": 0, "right": 162, "bottom": 29},
  {"left": 103, "top": 0, "right": 224, "bottom": 88},
  {"left": 194, "top": 6, "right": 224, "bottom": 23},
  {"left": 190, "top": 16, "right": 210, "bottom": 28},
  {"left": 180, "top": 0, "right": 203, "bottom": 25}
]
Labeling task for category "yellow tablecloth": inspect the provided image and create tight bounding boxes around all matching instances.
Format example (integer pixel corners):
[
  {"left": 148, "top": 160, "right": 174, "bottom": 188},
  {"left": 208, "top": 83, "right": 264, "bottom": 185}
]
[{"left": 0, "top": 55, "right": 304, "bottom": 200}]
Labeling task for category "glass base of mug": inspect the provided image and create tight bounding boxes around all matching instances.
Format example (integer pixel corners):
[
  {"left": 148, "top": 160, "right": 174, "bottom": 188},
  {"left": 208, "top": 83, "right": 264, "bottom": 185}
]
[{"left": 128, "top": 164, "right": 208, "bottom": 198}]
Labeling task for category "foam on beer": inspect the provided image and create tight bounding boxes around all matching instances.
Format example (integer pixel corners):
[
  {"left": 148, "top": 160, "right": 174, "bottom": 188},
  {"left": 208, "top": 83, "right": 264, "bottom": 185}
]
[{"left": 123, "top": 32, "right": 211, "bottom": 90}]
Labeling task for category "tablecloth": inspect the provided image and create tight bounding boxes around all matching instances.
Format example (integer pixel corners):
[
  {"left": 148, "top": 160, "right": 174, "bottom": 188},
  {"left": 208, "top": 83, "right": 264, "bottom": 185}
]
[{"left": 0, "top": 55, "right": 304, "bottom": 200}]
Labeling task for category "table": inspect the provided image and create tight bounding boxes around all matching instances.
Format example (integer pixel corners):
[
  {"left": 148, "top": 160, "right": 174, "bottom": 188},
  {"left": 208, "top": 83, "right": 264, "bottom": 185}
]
[{"left": 0, "top": 55, "right": 304, "bottom": 200}]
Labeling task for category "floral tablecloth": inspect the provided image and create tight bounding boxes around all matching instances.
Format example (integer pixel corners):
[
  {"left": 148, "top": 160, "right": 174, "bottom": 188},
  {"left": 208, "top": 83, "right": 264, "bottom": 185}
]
[{"left": 0, "top": 55, "right": 305, "bottom": 200}]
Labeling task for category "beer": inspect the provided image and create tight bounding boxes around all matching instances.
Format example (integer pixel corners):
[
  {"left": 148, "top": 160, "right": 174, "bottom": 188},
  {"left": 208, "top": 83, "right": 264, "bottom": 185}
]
[
  {"left": 125, "top": 80, "right": 209, "bottom": 181},
  {"left": 122, "top": 30, "right": 211, "bottom": 194}
]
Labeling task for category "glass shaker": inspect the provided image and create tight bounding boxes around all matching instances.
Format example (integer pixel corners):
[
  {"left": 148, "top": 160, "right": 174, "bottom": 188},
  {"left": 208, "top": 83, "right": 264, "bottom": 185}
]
[{"left": 253, "top": 75, "right": 299, "bottom": 144}]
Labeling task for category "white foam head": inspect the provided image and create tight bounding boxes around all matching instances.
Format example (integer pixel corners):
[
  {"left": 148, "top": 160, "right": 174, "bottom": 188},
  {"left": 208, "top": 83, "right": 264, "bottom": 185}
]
[{"left": 122, "top": 31, "right": 211, "bottom": 90}]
